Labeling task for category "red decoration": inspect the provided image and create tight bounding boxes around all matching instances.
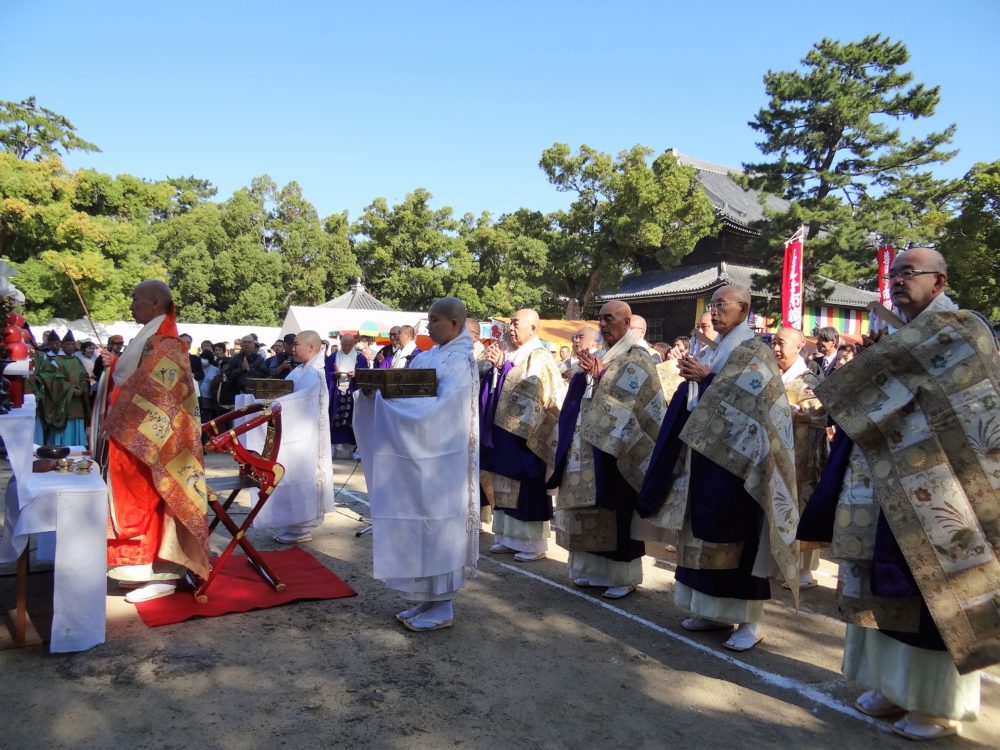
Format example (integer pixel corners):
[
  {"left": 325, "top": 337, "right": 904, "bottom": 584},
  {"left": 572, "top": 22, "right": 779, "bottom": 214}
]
[
  {"left": 3, "top": 325, "right": 22, "bottom": 344},
  {"left": 877, "top": 245, "right": 895, "bottom": 310},
  {"left": 781, "top": 232, "right": 804, "bottom": 329},
  {"left": 5, "top": 341, "right": 28, "bottom": 360}
]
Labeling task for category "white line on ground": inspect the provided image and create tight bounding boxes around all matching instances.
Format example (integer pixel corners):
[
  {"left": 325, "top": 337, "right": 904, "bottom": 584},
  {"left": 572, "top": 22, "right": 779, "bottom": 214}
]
[
  {"left": 335, "top": 494, "right": 991, "bottom": 718},
  {"left": 337, "top": 489, "right": 369, "bottom": 506},
  {"left": 482, "top": 557, "right": 884, "bottom": 729}
]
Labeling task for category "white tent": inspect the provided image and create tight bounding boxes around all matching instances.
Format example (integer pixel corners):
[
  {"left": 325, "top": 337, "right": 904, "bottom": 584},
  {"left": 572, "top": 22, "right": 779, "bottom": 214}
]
[
  {"left": 279, "top": 306, "right": 426, "bottom": 339},
  {"left": 40, "top": 320, "right": 282, "bottom": 352}
]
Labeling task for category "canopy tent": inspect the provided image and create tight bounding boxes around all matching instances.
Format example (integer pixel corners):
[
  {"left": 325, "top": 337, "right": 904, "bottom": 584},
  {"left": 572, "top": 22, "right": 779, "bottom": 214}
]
[
  {"left": 37, "top": 320, "right": 282, "bottom": 352},
  {"left": 487, "top": 319, "right": 599, "bottom": 351},
  {"left": 279, "top": 306, "right": 426, "bottom": 342}
]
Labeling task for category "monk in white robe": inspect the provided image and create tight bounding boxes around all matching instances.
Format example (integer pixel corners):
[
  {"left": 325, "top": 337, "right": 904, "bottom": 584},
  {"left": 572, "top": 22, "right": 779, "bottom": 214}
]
[
  {"left": 254, "top": 330, "right": 335, "bottom": 544},
  {"left": 354, "top": 297, "right": 479, "bottom": 632}
]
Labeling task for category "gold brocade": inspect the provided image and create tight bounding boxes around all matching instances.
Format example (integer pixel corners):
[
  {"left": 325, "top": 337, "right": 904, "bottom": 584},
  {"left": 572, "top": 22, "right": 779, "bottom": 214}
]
[
  {"left": 578, "top": 346, "right": 668, "bottom": 492},
  {"left": 785, "top": 372, "right": 829, "bottom": 552},
  {"left": 656, "top": 359, "right": 685, "bottom": 403},
  {"left": 490, "top": 349, "right": 564, "bottom": 467},
  {"left": 103, "top": 335, "right": 209, "bottom": 577},
  {"left": 659, "top": 338, "right": 800, "bottom": 596},
  {"left": 482, "top": 349, "right": 565, "bottom": 509},
  {"left": 556, "top": 349, "right": 667, "bottom": 552},
  {"left": 817, "top": 310, "right": 1000, "bottom": 674}
]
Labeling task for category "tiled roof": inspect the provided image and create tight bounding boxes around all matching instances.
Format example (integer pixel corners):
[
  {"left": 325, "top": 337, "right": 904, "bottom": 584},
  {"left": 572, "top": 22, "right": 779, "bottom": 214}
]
[
  {"left": 319, "top": 279, "right": 395, "bottom": 311},
  {"left": 671, "top": 150, "right": 789, "bottom": 230},
  {"left": 604, "top": 262, "right": 879, "bottom": 309}
]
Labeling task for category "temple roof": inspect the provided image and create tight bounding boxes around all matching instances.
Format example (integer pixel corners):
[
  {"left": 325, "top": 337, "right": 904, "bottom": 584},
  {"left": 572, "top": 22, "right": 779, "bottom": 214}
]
[
  {"left": 606, "top": 261, "right": 879, "bottom": 309},
  {"left": 671, "top": 150, "right": 789, "bottom": 233},
  {"left": 319, "top": 279, "right": 395, "bottom": 311}
]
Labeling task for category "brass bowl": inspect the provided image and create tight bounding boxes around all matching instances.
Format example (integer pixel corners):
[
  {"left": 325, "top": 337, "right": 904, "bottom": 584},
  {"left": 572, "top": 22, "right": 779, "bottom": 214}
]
[
  {"left": 74, "top": 459, "right": 95, "bottom": 473},
  {"left": 54, "top": 458, "right": 72, "bottom": 472}
]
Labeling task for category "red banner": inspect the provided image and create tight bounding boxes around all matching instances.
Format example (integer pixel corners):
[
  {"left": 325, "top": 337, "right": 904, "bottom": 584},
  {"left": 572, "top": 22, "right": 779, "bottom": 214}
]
[
  {"left": 877, "top": 245, "right": 895, "bottom": 310},
  {"left": 781, "top": 235, "right": 804, "bottom": 329}
]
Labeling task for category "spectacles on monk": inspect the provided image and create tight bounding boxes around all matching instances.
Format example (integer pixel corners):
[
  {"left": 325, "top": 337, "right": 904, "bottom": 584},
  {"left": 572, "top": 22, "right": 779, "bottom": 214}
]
[
  {"left": 887, "top": 268, "right": 939, "bottom": 282},
  {"left": 705, "top": 300, "right": 739, "bottom": 312}
]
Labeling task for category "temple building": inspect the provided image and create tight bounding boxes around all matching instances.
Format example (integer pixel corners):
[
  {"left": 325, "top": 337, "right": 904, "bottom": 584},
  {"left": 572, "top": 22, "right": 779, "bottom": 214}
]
[{"left": 599, "top": 151, "right": 878, "bottom": 343}]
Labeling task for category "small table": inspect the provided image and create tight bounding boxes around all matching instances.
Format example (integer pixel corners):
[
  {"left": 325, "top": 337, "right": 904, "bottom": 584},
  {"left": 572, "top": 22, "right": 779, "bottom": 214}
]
[{"left": 0, "top": 397, "right": 107, "bottom": 652}]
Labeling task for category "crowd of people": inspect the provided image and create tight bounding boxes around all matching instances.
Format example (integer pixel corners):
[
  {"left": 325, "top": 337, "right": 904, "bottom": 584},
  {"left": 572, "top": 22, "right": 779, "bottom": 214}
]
[{"left": 23, "top": 245, "right": 997, "bottom": 742}]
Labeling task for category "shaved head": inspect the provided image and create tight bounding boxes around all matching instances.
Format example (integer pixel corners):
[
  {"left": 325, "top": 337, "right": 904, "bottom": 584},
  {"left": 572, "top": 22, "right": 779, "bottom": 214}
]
[
  {"left": 630, "top": 314, "right": 648, "bottom": 339},
  {"left": 708, "top": 284, "right": 750, "bottom": 338},
  {"left": 598, "top": 301, "right": 632, "bottom": 348},
  {"left": 428, "top": 296, "right": 467, "bottom": 346},
  {"left": 890, "top": 247, "right": 949, "bottom": 319},
  {"left": 510, "top": 308, "right": 540, "bottom": 347},
  {"left": 572, "top": 326, "right": 598, "bottom": 353},
  {"left": 293, "top": 329, "right": 323, "bottom": 363},
  {"left": 130, "top": 279, "right": 173, "bottom": 325},
  {"left": 771, "top": 327, "right": 805, "bottom": 372}
]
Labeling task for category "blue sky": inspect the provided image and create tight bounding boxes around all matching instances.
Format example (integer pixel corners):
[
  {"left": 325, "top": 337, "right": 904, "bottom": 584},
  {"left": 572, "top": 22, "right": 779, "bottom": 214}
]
[{"left": 2, "top": 1, "right": 997, "bottom": 222}]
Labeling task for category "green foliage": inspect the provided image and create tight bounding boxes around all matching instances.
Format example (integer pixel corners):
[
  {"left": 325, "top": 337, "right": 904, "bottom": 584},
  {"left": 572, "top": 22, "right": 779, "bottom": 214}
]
[
  {"left": 460, "top": 210, "right": 555, "bottom": 317},
  {"left": 540, "top": 144, "right": 717, "bottom": 310},
  {"left": 352, "top": 189, "right": 475, "bottom": 312},
  {"left": 941, "top": 161, "right": 1000, "bottom": 320},
  {"left": 744, "top": 35, "right": 956, "bottom": 293},
  {"left": 0, "top": 97, "right": 100, "bottom": 160}
]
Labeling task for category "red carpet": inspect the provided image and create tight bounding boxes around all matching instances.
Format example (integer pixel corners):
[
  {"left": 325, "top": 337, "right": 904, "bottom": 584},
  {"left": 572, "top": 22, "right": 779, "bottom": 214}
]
[{"left": 135, "top": 547, "right": 357, "bottom": 627}]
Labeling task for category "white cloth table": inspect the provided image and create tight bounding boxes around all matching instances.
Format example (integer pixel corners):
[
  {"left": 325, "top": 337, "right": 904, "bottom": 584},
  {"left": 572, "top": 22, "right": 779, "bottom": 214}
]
[{"left": 0, "top": 396, "right": 107, "bottom": 652}]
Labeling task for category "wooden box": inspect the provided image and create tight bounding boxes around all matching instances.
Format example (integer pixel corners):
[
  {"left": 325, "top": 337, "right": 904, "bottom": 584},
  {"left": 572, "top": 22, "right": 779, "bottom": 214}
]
[
  {"left": 553, "top": 507, "right": 618, "bottom": 552},
  {"left": 247, "top": 378, "right": 294, "bottom": 399},
  {"left": 355, "top": 368, "right": 437, "bottom": 398}
]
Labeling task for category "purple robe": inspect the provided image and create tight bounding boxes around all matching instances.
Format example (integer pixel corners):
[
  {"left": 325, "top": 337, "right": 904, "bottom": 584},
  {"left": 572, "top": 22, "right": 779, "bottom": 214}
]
[
  {"left": 479, "top": 362, "right": 552, "bottom": 523},
  {"left": 547, "top": 372, "right": 643, "bottom": 562},
  {"left": 799, "top": 428, "right": 946, "bottom": 651},
  {"left": 637, "top": 377, "right": 769, "bottom": 600},
  {"left": 375, "top": 344, "right": 395, "bottom": 369},
  {"left": 326, "top": 350, "right": 369, "bottom": 444}
]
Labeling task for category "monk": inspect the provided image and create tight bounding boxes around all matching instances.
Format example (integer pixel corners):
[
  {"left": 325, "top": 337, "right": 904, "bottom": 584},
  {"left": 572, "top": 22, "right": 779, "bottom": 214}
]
[
  {"left": 480, "top": 309, "right": 564, "bottom": 562},
  {"left": 102, "top": 280, "right": 209, "bottom": 603},
  {"left": 799, "top": 248, "right": 999, "bottom": 740},
  {"left": 637, "top": 285, "right": 799, "bottom": 651}
]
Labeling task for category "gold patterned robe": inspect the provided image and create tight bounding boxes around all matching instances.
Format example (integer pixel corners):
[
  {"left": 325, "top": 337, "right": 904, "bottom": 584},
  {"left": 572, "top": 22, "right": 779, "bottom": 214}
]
[{"left": 814, "top": 309, "right": 1000, "bottom": 674}]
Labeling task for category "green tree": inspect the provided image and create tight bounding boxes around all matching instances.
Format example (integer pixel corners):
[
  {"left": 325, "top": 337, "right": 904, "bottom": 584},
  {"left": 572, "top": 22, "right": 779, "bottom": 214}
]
[
  {"left": 0, "top": 97, "right": 100, "bottom": 160},
  {"left": 270, "top": 181, "right": 359, "bottom": 308},
  {"left": 460, "top": 210, "right": 554, "bottom": 317},
  {"left": 744, "top": 35, "right": 956, "bottom": 290},
  {"left": 539, "top": 144, "right": 716, "bottom": 310},
  {"left": 0, "top": 153, "right": 164, "bottom": 322},
  {"left": 352, "top": 189, "right": 477, "bottom": 312},
  {"left": 941, "top": 160, "right": 1000, "bottom": 320}
]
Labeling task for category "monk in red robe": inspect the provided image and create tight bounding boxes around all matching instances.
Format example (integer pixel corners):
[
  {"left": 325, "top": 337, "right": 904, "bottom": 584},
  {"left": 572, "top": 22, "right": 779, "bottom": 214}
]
[{"left": 100, "top": 280, "right": 209, "bottom": 603}]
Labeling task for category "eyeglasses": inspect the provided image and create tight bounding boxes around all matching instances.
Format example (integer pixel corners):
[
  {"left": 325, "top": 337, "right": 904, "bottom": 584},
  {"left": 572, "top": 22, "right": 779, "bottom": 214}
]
[
  {"left": 887, "top": 269, "right": 939, "bottom": 282},
  {"left": 705, "top": 300, "right": 738, "bottom": 312}
]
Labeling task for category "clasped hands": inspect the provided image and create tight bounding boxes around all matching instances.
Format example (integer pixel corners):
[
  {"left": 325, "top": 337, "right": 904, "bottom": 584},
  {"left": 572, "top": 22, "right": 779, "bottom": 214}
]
[{"left": 678, "top": 354, "right": 710, "bottom": 383}]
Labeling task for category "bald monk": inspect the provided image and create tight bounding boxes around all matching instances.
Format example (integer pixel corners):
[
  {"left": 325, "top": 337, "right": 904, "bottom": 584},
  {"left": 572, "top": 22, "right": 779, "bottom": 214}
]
[
  {"left": 354, "top": 296, "right": 480, "bottom": 631},
  {"left": 637, "top": 285, "right": 799, "bottom": 651},
  {"left": 548, "top": 301, "right": 667, "bottom": 598},
  {"left": 481, "top": 308, "right": 564, "bottom": 561},
  {"left": 102, "top": 280, "right": 210, "bottom": 602},
  {"left": 800, "top": 247, "right": 999, "bottom": 739},
  {"left": 255, "top": 330, "right": 335, "bottom": 543}
]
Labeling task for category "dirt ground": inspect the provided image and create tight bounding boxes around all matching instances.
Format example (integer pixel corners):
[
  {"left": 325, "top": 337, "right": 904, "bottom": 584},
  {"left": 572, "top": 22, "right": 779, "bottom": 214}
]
[{"left": 1, "top": 453, "right": 997, "bottom": 750}]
